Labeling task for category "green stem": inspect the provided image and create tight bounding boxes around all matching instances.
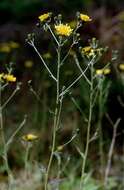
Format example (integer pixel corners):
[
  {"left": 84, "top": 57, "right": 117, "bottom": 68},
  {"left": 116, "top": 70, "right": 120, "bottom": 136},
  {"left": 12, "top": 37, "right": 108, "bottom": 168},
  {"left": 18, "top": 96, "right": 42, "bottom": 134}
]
[
  {"left": 0, "top": 83, "right": 13, "bottom": 187},
  {"left": 44, "top": 46, "right": 61, "bottom": 190},
  {"left": 24, "top": 142, "right": 31, "bottom": 171},
  {"left": 80, "top": 62, "right": 94, "bottom": 189},
  {"left": 98, "top": 80, "right": 104, "bottom": 178}
]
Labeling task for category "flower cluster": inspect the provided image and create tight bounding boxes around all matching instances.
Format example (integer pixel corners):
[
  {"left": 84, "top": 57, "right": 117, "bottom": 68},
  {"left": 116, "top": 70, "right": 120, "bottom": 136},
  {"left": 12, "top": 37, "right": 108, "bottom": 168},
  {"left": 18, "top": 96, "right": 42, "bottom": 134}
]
[
  {"left": 37, "top": 12, "right": 91, "bottom": 38},
  {"left": 81, "top": 45, "right": 104, "bottom": 59},
  {"left": 96, "top": 68, "right": 111, "bottom": 76},
  {"left": 0, "top": 41, "right": 20, "bottom": 53},
  {"left": 0, "top": 73, "right": 16, "bottom": 82}
]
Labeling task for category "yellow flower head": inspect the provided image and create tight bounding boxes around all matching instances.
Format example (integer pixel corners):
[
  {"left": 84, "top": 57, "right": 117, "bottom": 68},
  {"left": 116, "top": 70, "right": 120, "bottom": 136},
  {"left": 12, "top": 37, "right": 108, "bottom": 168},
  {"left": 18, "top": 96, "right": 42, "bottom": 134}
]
[
  {"left": 38, "top": 12, "right": 51, "bottom": 22},
  {"left": 24, "top": 60, "right": 33, "bottom": 68},
  {"left": 43, "top": 52, "right": 52, "bottom": 59},
  {"left": 0, "top": 43, "right": 11, "bottom": 53},
  {"left": 80, "top": 14, "right": 92, "bottom": 22},
  {"left": 103, "top": 68, "right": 111, "bottom": 75},
  {"left": 22, "top": 134, "right": 38, "bottom": 142},
  {"left": 96, "top": 69, "right": 103, "bottom": 75},
  {"left": 82, "top": 46, "right": 92, "bottom": 53},
  {"left": 3, "top": 74, "right": 16, "bottom": 82},
  {"left": 9, "top": 41, "right": 20, "bottom": 49},
  {"left": 82, "top": 46, "right": 95, "bottom": 57},
  {"left": 55, "top": 24, "right": 73, "bottom": 36},
  {"left": 119, "top": 63, "right": 124, "bottom": 71}
]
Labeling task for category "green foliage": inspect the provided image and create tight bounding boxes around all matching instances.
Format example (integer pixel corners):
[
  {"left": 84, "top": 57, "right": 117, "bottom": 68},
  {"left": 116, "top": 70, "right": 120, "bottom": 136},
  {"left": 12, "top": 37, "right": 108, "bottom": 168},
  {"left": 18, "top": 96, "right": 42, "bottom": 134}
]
[{"left": 60, "top": 174, "right": 101, "bottom": 190}]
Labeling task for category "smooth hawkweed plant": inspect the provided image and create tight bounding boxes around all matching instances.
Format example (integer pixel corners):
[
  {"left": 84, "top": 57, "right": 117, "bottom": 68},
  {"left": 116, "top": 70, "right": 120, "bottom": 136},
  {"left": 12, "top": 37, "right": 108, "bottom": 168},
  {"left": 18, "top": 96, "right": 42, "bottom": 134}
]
[
  {"left": 0, "top": 65, "right": 26, "bottom": 190},
  {"left": 22, "top": 133, "right": 38, "bottom": 174},
  {"left": 27, "top": 12, "right": 111, "bottom": 190},
  {"left": 95, "top": 68, "right": 111, "bottom": 178},
  {"left": 78, "top": 38, "right": 110, "bottom": 189}
]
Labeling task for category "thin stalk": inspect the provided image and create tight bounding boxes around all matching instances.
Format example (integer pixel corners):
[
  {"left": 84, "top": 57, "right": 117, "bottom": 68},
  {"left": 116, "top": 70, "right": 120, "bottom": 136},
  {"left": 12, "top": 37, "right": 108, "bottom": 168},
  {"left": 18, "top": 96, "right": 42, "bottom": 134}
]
[
  {"left": 59, "top": 62, "right": 91, "bottom": 98},
  {"left": 2, "top": 87, "right": 19, "bottom": 109},
  {"left": 46, "top": 24, "right": 60, "bottom": 46},
  {"left": 55, "top": 93, "right": 63, "bottom": 130},
  {"left": 6, "top": 116, "right": 26, "bottom": 147},
  {"left": 80, "top": 62, "right": 94, "bottom": 189},
  {"left": 0, "top": 83, "right": 13, "bottom": 186},
  {"left": 104, "top": 118, "right": 120, "bottom": 188},
  {"left": 70, "top": 95, "right": 88, "bottom": 122},
  {"left": 29, "top": 41, "right": 57, "bottom": 82},
  {"left": 73, "top": 54, "right": 91, "bottom": 86},
  {"left": 60, "top": 43, "right": 75, "bottom": 66},
  {"left": 98, "top": 80, "right": 105, "bottom": 178},
  {"left": 44, "top": 46, "right": 61, "bottom": 190},
  {"left": 25, "top": 142, "right": 31, "bottom": 171}
]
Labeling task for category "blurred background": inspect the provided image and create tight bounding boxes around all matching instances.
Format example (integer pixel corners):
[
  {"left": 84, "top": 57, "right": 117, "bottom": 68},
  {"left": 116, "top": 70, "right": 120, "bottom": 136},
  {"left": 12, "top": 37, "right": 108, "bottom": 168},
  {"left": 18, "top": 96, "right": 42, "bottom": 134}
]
[{"left": 0, "top": 0, "right": 124, "bottom": 188}]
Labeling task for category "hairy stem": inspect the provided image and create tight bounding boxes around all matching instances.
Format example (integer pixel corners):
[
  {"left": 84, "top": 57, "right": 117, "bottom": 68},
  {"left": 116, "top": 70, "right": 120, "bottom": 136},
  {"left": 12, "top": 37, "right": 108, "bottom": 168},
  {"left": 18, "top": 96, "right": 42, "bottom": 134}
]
[
  {"left": 80, "top": 62, "right": 94, "bottom": 189},
  {"left": 0, "top": 83, "right": 13, "bottom": 187},
  {"left": 44, "top": 46, "right": 61, "bottom": 190},
  {"left": 104, "top": 118, "right": 120, "bottom": 187}
]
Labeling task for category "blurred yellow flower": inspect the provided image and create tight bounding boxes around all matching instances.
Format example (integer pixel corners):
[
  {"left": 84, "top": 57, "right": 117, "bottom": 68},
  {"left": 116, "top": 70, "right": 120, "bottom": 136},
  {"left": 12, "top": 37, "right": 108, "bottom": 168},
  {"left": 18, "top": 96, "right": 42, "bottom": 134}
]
[
  {"left": 0, "top": 43, "right": 11, "bottom": 53},
  {"left": 96, "top": 69, "right": 103, "bottom": 75},
  {"left": 22, "top": 134, "right": 38, "bottom": 142},
  {"left": 55, "top": 24, "right": 73, "bottom": 36},
  {"left": 96, "top": 68, "right": 111, "bottom": 76},
  {"left": 9, "top": 41, "right": 20, "bottom": 49},
  {"left": 43, "top": 52, "right": 52, "bottom": 59},
  {"left": 3, "top": 74, "right": 16, "bottom": 82},
  {"left": 80, "top": 14, "right": 92, "bottom": 22},
  {"left": 103, "top": 68, "right": 111, "bottom": 75},
  {"left": 38, "top": 12, "right": 51, "bottom": 22},
  {"left": 119, "top": 63, "right": 124, "bottom": 71},
  {"left": 57, "top": 145, "right": 64, "bottom": 151},
  {"left": 24, "top": 60, "right": 33, "bottom": 68}
]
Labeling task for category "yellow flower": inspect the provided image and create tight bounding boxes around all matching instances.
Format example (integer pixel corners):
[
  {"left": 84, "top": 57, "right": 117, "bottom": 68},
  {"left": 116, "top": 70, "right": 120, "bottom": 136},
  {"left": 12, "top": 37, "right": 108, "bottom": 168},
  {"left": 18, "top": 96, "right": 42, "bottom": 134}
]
[
  {"left": 96, "top": 69, "right": 103, "bottom": 75},
  {"left": 82, "top": 46, "right": 92, "bottom": 53},
  {"left": 9, "top": 41, "right": 20, "bottom": 49},
  {"left": 0, "top": 43, "right": 11, "bottom": 53},
  {"left": 43, "top": 52, "right": 52, "bottom": 59},
  {"left": 38, "top": 12, "right": 50, "bottom": 22},
  {"left": 82, "top": 46, "right": 95, "bottom": 57},
  {"left": 24, "top": 60, "right": 33, "bottom": 68},
  {"left": 22, "top": 134, "right": 38, "bottom": 142},
  {"left": 80, "top": 14, "right": 92, "bottom": 22},
  {"left": 3, "top": 74, "right": 16, "bottom": 82},
  {"left": 55, "top": 24, "right": 73, "bottom": 36},
  {"left": 119, "top": 64, "right": 124, "bottom": 71},
  {"left": 103, "top": 68, "right": 111, "bottom": 75}
]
